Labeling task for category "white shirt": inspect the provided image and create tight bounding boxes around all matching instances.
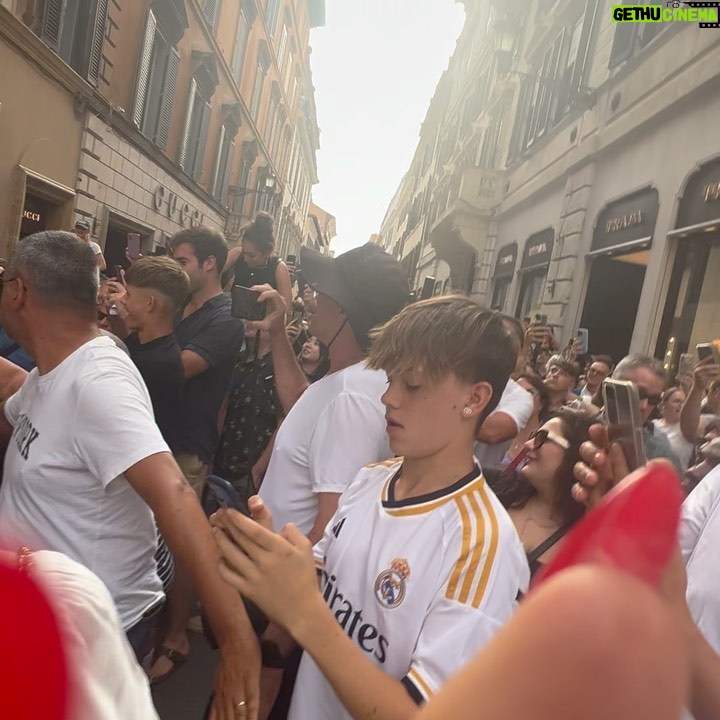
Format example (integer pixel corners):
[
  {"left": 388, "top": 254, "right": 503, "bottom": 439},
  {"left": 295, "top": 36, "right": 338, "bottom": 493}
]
[
  {"left": 260, "top": 362, "right": 391, "bottom": 535},
  {"left": 89, "top": 240, "right": 103, "bottom": 256},
  {"left": 679, "top": 466, "right": 720, "bottom": 653},
  {"left": 289, "top": 461, "right": 529, "bottom": 720},
  {"left": 653, "top": 419, "right": 694, "bottom": 472},
  {"left": 35, "top": 551, "right": 159, "bottom": 720},
  {"left": 0, "top": 336, "right": 169, "bottom": 628},
  {"left": 474, "top": 379, "right": 533, "bottom": 469}
]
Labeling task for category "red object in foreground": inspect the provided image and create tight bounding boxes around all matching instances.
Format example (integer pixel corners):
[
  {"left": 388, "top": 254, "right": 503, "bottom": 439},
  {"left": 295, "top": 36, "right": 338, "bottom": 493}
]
[
  {"left": 0, "top": 562, "right": 69, "bottom": 719},
  {"left": 532, "top": 463, "right": 683, "bottom": 592}
]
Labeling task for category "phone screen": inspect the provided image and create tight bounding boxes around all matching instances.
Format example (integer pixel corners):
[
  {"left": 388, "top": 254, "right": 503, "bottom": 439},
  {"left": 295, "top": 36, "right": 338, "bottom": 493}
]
[
  {"left": 127, "top": 233, "right": 141, "bottom": 260},
  {"left": 604, "top": 380, "right": 646, "bottom": 471},
  {"left": 231, "top": 285, "right": 265, "bottom": 321}
]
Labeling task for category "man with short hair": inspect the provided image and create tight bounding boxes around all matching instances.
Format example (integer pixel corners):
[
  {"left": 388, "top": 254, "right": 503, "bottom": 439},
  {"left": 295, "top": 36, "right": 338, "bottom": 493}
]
[
  {"left": 579, "top": 354, "right": 613, "bottom": 403},
  {"left": 544, "top": 356, "right": 581, "bottom": 412},
  {"left": 0, "top": 231, "right": 259, "bottom": 718},
  {"left": 612, "top": 354, "right": 681, "bottom": 471},
  {"left": 149, "top": 226, "right": 246, "bottom": 682},
  {"left": 73, "top": 218, "right": 106, "bottom": 272}
]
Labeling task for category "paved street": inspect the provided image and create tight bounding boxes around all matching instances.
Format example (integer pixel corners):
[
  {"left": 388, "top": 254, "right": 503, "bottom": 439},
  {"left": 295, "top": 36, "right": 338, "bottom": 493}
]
[{"left": 152, "top": 634, "right": 217, "bottom": 720}]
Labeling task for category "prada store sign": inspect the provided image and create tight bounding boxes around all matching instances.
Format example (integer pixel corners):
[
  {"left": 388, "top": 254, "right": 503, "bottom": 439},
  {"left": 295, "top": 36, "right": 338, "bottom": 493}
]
[{"left": 592, "top": 188, "right": 659, "bottom": 253}]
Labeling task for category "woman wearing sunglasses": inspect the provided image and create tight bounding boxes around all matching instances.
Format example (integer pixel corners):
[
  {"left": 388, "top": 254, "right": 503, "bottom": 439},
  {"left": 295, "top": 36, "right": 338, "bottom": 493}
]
[{"left": 488, "top": 407, "right": 597, "bottom": 579}]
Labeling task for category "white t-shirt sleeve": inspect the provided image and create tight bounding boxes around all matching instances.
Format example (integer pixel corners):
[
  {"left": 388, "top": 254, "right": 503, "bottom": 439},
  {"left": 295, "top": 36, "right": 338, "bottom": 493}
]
[
  {"left": 491, "top": 380, "right": 534, "bottom": 431},
  {"left": 72, "top": 370, "right": 170, "bottom": 487},
  {"left": 679, "top": 468, "right": 720, "bottom": 564},
  {"left": 4, "top": 382, "right": 26, "bottom": 427},
  {"left": 89, "top": 241, "right": 103, "bottom": 256},
  {"left": 308, "top": 392, "right": 389, "bottom": 495}
]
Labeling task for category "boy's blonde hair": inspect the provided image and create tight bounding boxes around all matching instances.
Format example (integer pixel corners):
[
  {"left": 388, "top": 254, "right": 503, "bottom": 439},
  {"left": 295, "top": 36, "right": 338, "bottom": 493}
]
[
  {"left": 367, "top": 295, "right": 517, "bottom": 420},
  {"left": 124, "top": 256, "right": 190, "bottom": 308}
]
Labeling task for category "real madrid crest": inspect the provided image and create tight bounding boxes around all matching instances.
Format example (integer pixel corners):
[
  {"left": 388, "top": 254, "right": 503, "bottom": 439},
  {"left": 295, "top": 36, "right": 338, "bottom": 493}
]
[{"left": 374, "top": 558, "right": 411, "bottom": 609}]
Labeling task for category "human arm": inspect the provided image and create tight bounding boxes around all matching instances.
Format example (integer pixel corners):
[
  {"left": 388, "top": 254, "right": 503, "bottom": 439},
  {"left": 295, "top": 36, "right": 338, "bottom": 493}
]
[
  {"left": 477, "top": 382, "right": 533, "bottom": 445},
  {"left": 477, "top": 413, "right": 519, "bottom": 445},
  {"left": 251, "top": 429, "right": 277, "bottom": 490},
  {"left": 104, "top": 280, "right": 129, "bottom": 340},
  {"left": 681, "top": 360, "right": 720, "bottom": 443},
  {"left": 222, "top": 246, "right": 243, "bottom": 289},
  {"left": 96, "top": 252, "right": 107, "bottom": 272},
  {"left": 275, "top": 261, "right": 293, "bottom": 313},
  {"left": 246, "top": 285, "right": 308, "bottom": 413},
  {"left": 212, "top": 515, "right": 420, "bottom": 720},
  {"left": 0, "top": 357, "right": 27, "bottom": 403},
  {"left": 307, "top": 492, "right": 341, "bottom": 546}
]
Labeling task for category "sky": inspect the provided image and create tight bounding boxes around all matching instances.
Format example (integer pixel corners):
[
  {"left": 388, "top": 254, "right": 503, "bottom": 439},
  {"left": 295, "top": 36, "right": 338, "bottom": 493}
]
[{"left": 308, "top": 1, "right": 466, "bottom": 255}]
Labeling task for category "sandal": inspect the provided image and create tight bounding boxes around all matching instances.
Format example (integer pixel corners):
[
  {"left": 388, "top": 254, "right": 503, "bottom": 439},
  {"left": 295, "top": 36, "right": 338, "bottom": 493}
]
[{"left": 149, "top": 645, "right": 188, "bottom": 686}]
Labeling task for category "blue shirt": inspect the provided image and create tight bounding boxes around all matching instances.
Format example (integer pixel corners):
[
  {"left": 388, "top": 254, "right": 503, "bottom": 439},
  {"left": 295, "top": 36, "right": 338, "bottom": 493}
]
[{"left": 0, "top": 328, "right": 35, "bottom": 371}]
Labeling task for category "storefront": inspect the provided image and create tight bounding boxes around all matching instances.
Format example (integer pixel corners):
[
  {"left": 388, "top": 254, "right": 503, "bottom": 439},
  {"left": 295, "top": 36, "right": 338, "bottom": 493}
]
[
  {"left": 580, "top": 187, "right": 659, "bottom": 362},
  {"left": 656, "top": 158, "right": 720, "bottom": 376},
  {"left": 516, "top": 229, "right": 554, "bottom": 320},
  {"left": 490, "top": 242, "right": 517, "bottom": 311}
]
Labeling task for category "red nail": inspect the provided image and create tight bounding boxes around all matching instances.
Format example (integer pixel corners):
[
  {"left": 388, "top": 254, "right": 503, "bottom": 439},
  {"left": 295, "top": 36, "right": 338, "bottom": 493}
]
[{"left": 530, "top": 463, "right": 682, "bottom": 593}]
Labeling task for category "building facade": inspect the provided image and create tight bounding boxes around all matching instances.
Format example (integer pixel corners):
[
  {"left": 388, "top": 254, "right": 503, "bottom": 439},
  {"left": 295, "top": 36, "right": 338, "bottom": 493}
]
[
  {"left": 304, "top": 200, "right": 336, "bottom": 255},
  {"left": 0, "top": 0, "right": 325, "bottom": 263},
  {"left": 379, "top": 0, "right": 720, "bottom": 374}
]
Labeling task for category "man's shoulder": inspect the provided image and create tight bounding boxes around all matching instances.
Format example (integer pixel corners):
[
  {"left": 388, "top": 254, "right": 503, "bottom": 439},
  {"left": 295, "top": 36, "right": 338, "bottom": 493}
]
[{"left": 337, "top": 362, "right": 387, "bottom": 396}]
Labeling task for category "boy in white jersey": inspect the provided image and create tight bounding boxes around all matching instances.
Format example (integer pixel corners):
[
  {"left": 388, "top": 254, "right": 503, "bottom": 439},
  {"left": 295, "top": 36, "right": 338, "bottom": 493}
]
[{"left": 212, "top": 296, "right": 529, "bottom": 720}]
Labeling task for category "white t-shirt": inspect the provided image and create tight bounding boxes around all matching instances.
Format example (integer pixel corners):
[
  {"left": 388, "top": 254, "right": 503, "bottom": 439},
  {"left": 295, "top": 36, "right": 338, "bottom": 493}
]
[
  {"left": 289, "top": 461, "right": 528, "bottom": 720},
  {"left": 260, "top": 362, "right": 391, "bottom": 535},
  {"left": 35, "top": 551, "right": 159, "bottom": 720},
  {"left": 89, "top": 240, "right": 103, "bottom": 256},
  {"left": 0, "top": 336, "right": 169, "bottom": 628},
  {"left": 474, "top": 379, "right": 533, "bottom": 469},
  {"left": 652, "top": 419, "right": 694, "bottom": 472},
  {"left": 679, "top": 466, "right": 720, "bottom": 653}
]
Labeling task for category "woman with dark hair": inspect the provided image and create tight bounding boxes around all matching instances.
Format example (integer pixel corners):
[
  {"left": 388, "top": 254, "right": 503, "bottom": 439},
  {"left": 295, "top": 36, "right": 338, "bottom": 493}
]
[
  {"left": 505, "top": 373, "right": 550, "bottom": 464},
  {"left": 297, "top": 335, "right": 330, "bottom": 383},
  {"left": 223, "top": 212, "right": 292, "bottom": 310},
  {"left": 488, "top": 406, "right": 597, "bottom": 578}
]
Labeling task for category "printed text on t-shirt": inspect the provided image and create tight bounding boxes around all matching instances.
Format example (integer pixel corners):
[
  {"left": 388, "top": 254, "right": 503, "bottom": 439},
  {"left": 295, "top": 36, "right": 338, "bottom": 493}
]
[{"left": 12, "top": 414, "right": 39, "bottom": 460}]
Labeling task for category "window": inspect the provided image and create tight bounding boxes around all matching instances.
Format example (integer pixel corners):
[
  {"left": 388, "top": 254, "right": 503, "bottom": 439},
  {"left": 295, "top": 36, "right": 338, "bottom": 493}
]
[
  {"left": 179, "top": 79, "right": 212, "bottom": 181},
  {"left": 231, "top": 8, "right": 251, "bottom": 79},
  {"left": 609, "top": 1, "right": 666, "bottom": 68},
  {"left": 203, "top": 0, "right": 221, "bottom": 30},
  {"left": 250, "top": 48, "right": 270, "bottom": 119},
  {"left": 277, "top": 24, "right": 288, "bottom": 72},
  {"left": 265, "top": 92, "right": 279, "bottom": 149},
  {"left": 479, "top": 109, "right": 505, "bottom": 168},
  {"left": 212, "top": 124, "right": 235, "bottom": 203},
  {"left": 265, "top": 0, "right": 281, "bottom": 36},
  {"left": 133, "top": 11, "right": 181, "bottom": 150},
  {"left": 272, "top": 109, "right": 286, "bottom": 162},
  {"left": 38, "top": 0, "right": 109, "bottom": 85}
]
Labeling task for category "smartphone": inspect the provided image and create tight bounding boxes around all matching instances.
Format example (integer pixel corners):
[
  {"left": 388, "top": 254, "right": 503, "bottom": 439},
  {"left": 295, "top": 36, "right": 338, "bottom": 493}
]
[
  {"left": 540, "top": 314, "right": 548, "bottom": 326},
  {"left": 127, "top": 233, "right": 141, "bottom": 260},
  {"left": 114, "top": 265, "right": 125, "bottom": 284},
  {"left": 201, "top": 475, "right": 249, "bottom": 516},
  {"left": 286, "top": 254, "right": 296, "bottom": 265},
  {"left": 603, "top": 379, "right": 646, "bottom": 472},
  {"left": 697, "top": 343, "right": 720, "bottom": 365},
  {"left": 576, "top": 328, "right": 589, "bottom": 355},
  {"left": 231, "top": 285, "right": 265, "bottom": 321}
]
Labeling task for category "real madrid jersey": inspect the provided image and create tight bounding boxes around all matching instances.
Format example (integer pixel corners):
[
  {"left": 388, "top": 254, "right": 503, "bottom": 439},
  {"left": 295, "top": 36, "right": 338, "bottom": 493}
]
[{"left": 288, "top": 459, "right": 529, "bottom": 720}]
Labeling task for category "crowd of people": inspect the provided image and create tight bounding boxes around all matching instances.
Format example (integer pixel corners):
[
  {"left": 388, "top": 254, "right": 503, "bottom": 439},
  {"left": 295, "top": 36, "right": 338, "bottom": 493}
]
[{"left": 0, "top": 215, "right": 719, "bottom": 720}]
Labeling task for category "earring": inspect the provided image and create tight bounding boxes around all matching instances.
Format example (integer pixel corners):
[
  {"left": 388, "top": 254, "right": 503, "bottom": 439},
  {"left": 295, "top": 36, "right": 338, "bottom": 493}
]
[{"left": 462, "top": 407, "right": 473, "bottom": 418}]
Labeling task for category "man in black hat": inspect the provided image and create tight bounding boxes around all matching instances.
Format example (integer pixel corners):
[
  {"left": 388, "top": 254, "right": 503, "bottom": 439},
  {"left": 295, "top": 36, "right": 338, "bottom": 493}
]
[{"left": 249, "top": 242, "right": 410, "bottom": 545}]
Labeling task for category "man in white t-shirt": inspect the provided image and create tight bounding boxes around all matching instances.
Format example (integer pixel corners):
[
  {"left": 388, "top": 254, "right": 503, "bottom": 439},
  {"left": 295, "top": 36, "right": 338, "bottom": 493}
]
[
  {"left": 0, "top": 231, "right": 260, "bottom": 719},
  {"left": 73, "top": 218, "right": 107, "bottom": 272},
  {"left": 253, "top": 243, "right": 410, "bottom": 544}
]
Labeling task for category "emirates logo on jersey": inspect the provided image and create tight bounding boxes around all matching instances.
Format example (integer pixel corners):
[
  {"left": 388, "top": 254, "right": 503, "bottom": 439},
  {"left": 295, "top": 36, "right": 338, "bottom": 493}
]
[{"left": 374, "top": 558, "right": 411, "bottom": 609}]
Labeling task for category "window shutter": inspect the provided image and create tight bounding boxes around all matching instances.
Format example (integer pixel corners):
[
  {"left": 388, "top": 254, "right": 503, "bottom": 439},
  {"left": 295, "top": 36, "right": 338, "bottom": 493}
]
[
  {"left": 231, "top": 11, "right": 250, "bottom": 78},
  {"left": 204, "top": 0, "right": 220, "bottom": 28},
  {"left": 41, "top": 0, "right": 66, "bottom": 51},
  {"left": 87, "top": 0, "right": 109, "bottom": 86},
  {"left": 212, "top": 125, "right": 227, "bottom": 197},
  {"left": 133, "top": 11, "right": 157, "bottom": 127},
  {"left": 157, "top": 47, "right": 180, "bottom": 150},
  {"left": 221, "top": 140, "right": 235, "bottom": 205},
  {"left": 179, "top": 79, "right": 198, "bottom": 171},
  {"left": 193, "top": 102, "right": 212, "bottom": 182}
]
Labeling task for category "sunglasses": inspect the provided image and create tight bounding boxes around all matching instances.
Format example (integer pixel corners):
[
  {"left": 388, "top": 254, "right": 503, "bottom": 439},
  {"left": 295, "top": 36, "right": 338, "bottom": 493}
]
[
  {"left": 637, "top": 387, "right": 662, "bottom": 407},
  {"left": 528, "top": 428, "right": 571, "bottom": 451}
]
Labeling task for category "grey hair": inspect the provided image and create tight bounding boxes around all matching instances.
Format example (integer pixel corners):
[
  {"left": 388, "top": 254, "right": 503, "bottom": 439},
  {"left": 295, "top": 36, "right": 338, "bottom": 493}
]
[
  {"left": 8, "top": 231, "right": 98, "bottom": 312},
  {"left": 613, "top": 354, "right": 665, "bottom": 382}
]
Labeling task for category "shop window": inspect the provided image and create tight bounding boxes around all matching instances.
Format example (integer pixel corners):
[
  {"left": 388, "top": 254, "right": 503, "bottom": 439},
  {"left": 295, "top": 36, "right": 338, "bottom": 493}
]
[
  {"left": 179, "top": 79, "right": 212, "bottom": 181},
  {"left": 231, "top": 6, "right": 251, "bottom": 81},
  {"left": 133, "top": 11, "right": 181, "bottom": 151},
  {"left": 516, "top": 271, "right": 547, "bottom": 320},
  {"left": 36, "top": 0, "right": 108, "bottom": 86},
  {"left": 608, "top": 1, "right": 667, "bottom": 68},
  {"left": 491, "top": 277, "right": 512, "bottom": 312}
]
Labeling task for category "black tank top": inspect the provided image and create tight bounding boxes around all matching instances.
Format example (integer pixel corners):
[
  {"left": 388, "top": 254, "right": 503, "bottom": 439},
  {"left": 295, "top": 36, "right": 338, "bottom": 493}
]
[{"left": 233, "top": 255, "right": 280, "bottom": 290}]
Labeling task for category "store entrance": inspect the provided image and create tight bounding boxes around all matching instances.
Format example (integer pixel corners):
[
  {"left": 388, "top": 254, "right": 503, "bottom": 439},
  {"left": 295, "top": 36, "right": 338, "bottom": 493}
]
[
  {"left": 580, "top": 251, "right": 649, "bottom": 364},
  {"left": 104, "top": 214, "right": 154, "bottom": 275}
]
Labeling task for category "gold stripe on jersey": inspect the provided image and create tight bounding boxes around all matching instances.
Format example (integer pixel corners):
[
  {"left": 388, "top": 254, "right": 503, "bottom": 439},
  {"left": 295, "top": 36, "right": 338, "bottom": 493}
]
[
  {"left": 445, "top": 484, "right": 500, "bottom": 608},
  {"left": 407, "top": 667, "right": 434, "bottom": 700},
  {"left": 364, "top": 457, "right": 402, "bottom": 470},
  {"left": 383, "top": 476, "right": 485, "bottom": 517}
]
